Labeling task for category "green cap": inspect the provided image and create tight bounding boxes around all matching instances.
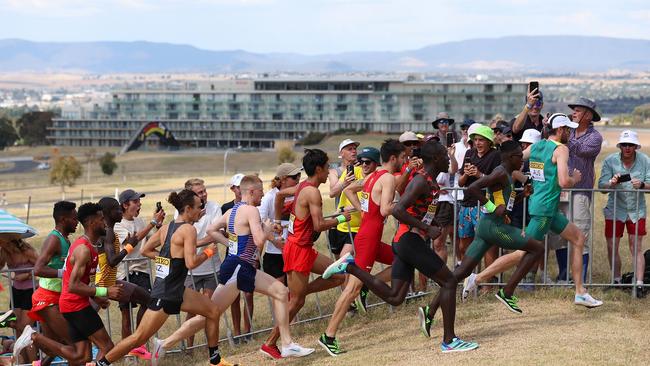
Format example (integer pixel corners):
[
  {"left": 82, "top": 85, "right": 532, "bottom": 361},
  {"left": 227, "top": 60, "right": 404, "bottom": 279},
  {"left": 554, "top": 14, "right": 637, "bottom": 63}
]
[
  {"left": 358, "top": 146, "right": 380, "bottom": 163},
  {"left": 469, "top": 125, "right": 494, "bottom": 143}
]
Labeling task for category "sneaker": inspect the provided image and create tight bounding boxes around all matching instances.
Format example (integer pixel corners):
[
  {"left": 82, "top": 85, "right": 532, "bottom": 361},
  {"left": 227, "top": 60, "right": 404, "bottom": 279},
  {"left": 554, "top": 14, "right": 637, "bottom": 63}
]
[
  {"left": 462, "top": 273, "right": 477, "bottom": 302},
  {"left": 347, "top": 301, "right": 358, "bottom": 314},
  {"left": 323, "top": 253, "right": 354, "bottom": 279},
  {"left": 440, "top": 337, "right": 479, "bottom": 353},
  {"left": 151, "top": 337, "right": 165, "bottom": 366},
  {"left": 318, "top": 333, "right": 344, "bottom": 357},
  {"left": 259, "top": 344, "right": 282, "bottom": 359},
  {"left": 212, "top": 359, "right": 238, "bottom": 366},
  {"left": 417, "top": 305, "right": 434, "bottom": 338},
  {"left": 574, "top": 292, "right": 603, "bottom": 308},
  {"left": 31, "top": 361, "right": 41, "bottom": 366},
  {"left": 495, "top": 288, "right": 522, "bottom": 314},
  {"left": 13, "top": 325, "right": 36, "bottom": 360},
  {"left": 0, "top": 310, "right": 14, "bottom": 327},
  {"left": 354, "top": 289, "right": 368, "bottom": 314},
  {"left": 92, "top": 345, "right": 99, "bottom": 360},
  {"left": 128, "top": 345, "right": 151, "bottom": 360},
  {"left": 281, "top": 342, "right": 315, "bottom": 358}
]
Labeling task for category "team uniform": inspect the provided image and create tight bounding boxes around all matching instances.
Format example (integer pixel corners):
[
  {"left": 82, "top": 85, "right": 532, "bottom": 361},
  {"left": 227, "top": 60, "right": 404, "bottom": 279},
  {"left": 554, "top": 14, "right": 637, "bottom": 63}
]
[
  {"left": 283, "top": 181, "right": 319, "bottom": 276},
  {"left": 28, "top": 230, "right": 70, "bottom": 322},
  {"left": 218, "top": 203, "right": 258, "bottom": 293},
  {"left": 95, "top": 234, "right": 143, "bottom": 303}
]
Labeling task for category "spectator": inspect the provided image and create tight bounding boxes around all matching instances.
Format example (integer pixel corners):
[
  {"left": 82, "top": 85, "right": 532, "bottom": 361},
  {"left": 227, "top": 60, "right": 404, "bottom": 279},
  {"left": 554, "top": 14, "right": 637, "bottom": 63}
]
[
  {"left": 492, "top": 121, "right": 512, "bottom": 147},
  {"left": 510, "top": 87, "right": 545, "bottom": 142},
  {"left": 433, "top": 140, "right": 459, "bottom": 263},
  {"left": 327, "top": 139, "right": 359, "bottom": 259},
  {"left": 395, "top": 131, "right": 422, "bottom": 194},
  {"left": 598, "top": 130, "right": 649, "bottom": 295},
  {"left": 431, "top": 112, "right": 457, "bottom": 147},
  {"left": 222, "top": 174, "right": 245, "bottom": 213},
  {"left": 451, "top": 120, "right": 474, "bottom": 266}
]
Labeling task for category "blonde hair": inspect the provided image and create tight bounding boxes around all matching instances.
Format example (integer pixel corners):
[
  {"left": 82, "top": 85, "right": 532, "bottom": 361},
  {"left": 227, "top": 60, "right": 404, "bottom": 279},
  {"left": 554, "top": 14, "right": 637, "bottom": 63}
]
[
  {"left": 184, "top": 178, "right": 205, "bottom": 190},
  {"left": 270, "top": 176, "right": 282, "bottom": 189},
  {"left": 240, "top": 175, "right": 263, "bottom": 192}
]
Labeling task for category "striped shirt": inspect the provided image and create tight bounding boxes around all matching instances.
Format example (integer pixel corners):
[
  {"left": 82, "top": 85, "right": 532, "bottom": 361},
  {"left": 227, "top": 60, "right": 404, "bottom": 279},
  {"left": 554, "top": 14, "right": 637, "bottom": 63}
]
[
  {"left": 226, "top": 202, "right": 258, "bottom": 266},
  {"left": 95, "top": 234, "right": 119, "bottom": 287},
  {"left": 568, "top": 124, "right": 602, "bottom": 197}
]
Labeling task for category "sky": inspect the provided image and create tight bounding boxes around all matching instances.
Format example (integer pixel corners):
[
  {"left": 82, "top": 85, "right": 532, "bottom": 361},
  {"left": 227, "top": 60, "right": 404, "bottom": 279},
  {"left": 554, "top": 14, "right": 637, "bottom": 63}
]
[{"left": 2, "top": 0, "right": 649, "bottom": 54}]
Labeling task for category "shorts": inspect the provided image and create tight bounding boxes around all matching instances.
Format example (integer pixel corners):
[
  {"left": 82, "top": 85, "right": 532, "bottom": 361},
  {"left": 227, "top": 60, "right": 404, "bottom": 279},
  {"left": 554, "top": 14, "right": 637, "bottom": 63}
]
[
  {"left": 184, "top": 273, "right": 218, "bottom": 292},
  {"left": 262, "top": 253, "right": 285, "bottom": 279},
  {"left": 391, "top": 232, "right": 446, "bottom": 282},
  {"left": 28, "top": 287, "right": 60, "bottom": 322},
  {"left": 465, "top": 215, "right": 531, "bottom": 261},
  {"left": 458, "top": 205, "right": 483, "bottom": 239},
  {"left": 218, "top": 257, "right": 257, "bottom": 293},
  {"left": 119, "top": 271, "right": 151, "bottom": 310},
  {"left": 327, "top": 229, "right": 356, "bottom": 255},
  {"left": 148, "top": 297, "right": 182, "bottom": 315},
  {"left": 62, "top": 306, "right": 104, "bottom": 343},
  {"left": 354, "top": 231, "right": 394, "bottom": 272},
  {"left": 11, "top": 287, "right": 33, "bottom": 311},
  {"left": 605, "top": 219, "right": 647, "bottom": 238},
  {"left": 525, "top": 213, "right": 569, "bottom": 242},
  {"left": 435, "top": 201, "right": 455, "bottom": 227},
  {"left": 283, "top": 242, "right": 318, "bottom": 277}
]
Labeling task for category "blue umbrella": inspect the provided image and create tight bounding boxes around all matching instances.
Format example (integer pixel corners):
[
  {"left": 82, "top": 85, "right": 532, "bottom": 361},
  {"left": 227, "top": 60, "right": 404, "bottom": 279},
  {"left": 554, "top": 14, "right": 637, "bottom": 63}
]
[{"left": 0, "top": 209, "right": 37, "bottom": 239}]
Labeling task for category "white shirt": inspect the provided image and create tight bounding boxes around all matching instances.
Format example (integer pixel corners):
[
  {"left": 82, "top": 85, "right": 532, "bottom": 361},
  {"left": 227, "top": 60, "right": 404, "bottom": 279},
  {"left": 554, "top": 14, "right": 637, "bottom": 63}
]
[
  {"left": 436, "top": 172, "right": 454, "bottom": 203},
  {"left": 174, "top": 200, "right": 222, "bottom": 276},
  {"left": 114, "top": 217, "right": 152, "bottom": 280},
  {"left": 453, "top": 139, "right": 471, "bottom": 201},
  {"left": 258, "top": 188, "right": 286, "bottom": 255}
]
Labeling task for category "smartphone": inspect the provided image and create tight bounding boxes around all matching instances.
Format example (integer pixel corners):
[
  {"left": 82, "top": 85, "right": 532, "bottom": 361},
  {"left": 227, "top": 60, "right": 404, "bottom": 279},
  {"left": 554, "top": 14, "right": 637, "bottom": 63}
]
[
  {"left": 618, "top": 174, "right": 632, "bottom": 183},
  {"left": 156, "top": 201, "right": 162, "bottom": 213},
  {"left": 346, "top": 164, "right": 354, "bottom": 176},
  {"left": 446, "top": 132, "right": 454, "bottom": 147},
  {"left": 463, "top": 155, "right": 472, "bottom": 166},
  {"left": 529, "top": 81, "right": 539, "bottom": 94},
  {"left": 411, "top": 147, "right": 421, "bottom": 158}
]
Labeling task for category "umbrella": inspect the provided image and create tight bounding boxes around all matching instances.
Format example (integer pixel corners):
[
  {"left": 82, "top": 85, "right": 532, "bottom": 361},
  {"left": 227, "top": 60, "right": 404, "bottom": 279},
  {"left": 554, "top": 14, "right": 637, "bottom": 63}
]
[{"left": 0, "top": 209, "right": 37, "bottom": 239}]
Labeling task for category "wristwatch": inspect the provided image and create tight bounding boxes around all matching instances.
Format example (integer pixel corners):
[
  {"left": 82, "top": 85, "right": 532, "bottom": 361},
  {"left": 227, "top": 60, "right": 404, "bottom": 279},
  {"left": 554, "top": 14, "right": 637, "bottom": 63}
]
[{"left": 150, "top": 219, "right": 158, "bottom": 227}]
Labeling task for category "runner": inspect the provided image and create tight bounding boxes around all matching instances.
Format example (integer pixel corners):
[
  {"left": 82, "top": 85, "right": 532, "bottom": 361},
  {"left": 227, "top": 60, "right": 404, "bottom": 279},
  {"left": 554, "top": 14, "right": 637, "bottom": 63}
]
[
  {"left": 151, "top": 175, "right": 313, "bottom": 365},
  {"left": 318, "top": 140, "right": 404, "bottom": 356},
  {"left": 14, "top": 202, "right": 123, "bottom": 365},
  {"left": 260, "top": 149, "right": 351, "bottom": 359},
  {"left": 95, "top": 189, "right": 223, "bottom": 366},
  {"left": 463, "top": 114, "right": 603, "bottom": 307},
  {"left": 324, "top": 140, "right": 478, "bottom": 353}
]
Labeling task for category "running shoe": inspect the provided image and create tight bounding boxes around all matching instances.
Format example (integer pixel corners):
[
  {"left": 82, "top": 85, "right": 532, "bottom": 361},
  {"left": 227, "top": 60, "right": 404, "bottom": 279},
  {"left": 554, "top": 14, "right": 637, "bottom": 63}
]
[
  {"left": 151, "top": 337, "right": 165, "bottom": 366},
  {"left": 462, "top": 273, "right": 478, "bottom": 302},
  {"left": 128, "top": 345, "right": 151, "bottom": 360},
  {"left": 574, "top": 292, "right": 603, "bottom": 308},
  {"left": 322, "top": 253, "right": 354, "bottom": 279},
  {"left": 211, "top": 359, "right": 238, "bottom": 366},
  {"left": 13, "top": 325, "right": 35, "bottom": 360},
  {"left": 0, "top": 310, "right": 14, "bottom": 327},
  {"left": 440, "top": 337, "right": 479, "bottom": 353},
  {"left": 281, "top": 342, "right": 315, "bottom": 358},
  {"left": 318, "top": 333, "right": 344, "bottom": 357},
  {"left": 355, "top": 288, "right": 369, "bottom": 314},
  {"left": 495, "top": 288, "right": 522, "bottom": 314},
  {"left": 259, "top": 344, "right": 282, "bottom": 359},
  {"left": 417, "top": 305, "right": 434, "bottom": 338},
  {"left": 31, "top": 361, "right": 41, "bottom": 366}
]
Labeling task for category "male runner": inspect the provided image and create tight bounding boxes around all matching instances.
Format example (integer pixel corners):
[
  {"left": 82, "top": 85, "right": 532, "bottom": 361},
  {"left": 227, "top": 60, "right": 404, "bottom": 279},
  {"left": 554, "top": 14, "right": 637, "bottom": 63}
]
[
  {"left": 151, "top": 175, "right": 313, "bottom": 365},
  {"left": 14, "top": 202, "right": 123, "bottom": 365},
  {"left": 463, "top": 114, "right": 603, "bottom": 307},
  {"left": 324, "top": 140, "right": 478, "bottom": 353},
  {"left": 260, "top": 149, "right": 351, "bottom": 359},
  {"left": 96, "top": 189, "right": 223, "bottom": 366},
  {"left": 318, "top": 140, "right": 405, "bottom": 356}
]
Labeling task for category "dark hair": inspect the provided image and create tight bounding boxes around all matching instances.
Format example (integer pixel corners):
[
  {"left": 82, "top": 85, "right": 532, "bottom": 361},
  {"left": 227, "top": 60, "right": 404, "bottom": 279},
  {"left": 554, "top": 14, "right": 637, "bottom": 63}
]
[
  {"left": 420, "top": 140, "right": 447, "bottom": 164},
  {"left": 168, "top": 189, "right": 198, "bottom": 213},
  {"left": 380, "top": 139, "right": 405, "bottom": 163},
  {"left": 302, "top": 149, "right": 329, "bottom": 176},
  {"left": 77, "top": 202, "right": 102, "bottom": 226},
  {"left": 98, "top": 197, "right": 119, "bottom": 214},
  {"left": 53, "top": 201, "right": 76, "bottom": 222},
  {"left": 500, "top": 140, "right": 521, "bottom": 154}
]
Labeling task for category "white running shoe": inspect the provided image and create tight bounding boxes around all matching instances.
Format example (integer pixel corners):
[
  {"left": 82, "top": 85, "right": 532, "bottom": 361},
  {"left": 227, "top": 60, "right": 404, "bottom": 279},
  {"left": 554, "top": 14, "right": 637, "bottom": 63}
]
[
  {"left": 13, "top": 324, "right": 36, "bottom": 360},
  {"left": 151, "top": 337, "right": 166, "bottom": 366},
  {"left": 574, "top": 292, "right": 603, "bottom": 308},
  {"left": 462, "top": 273, "right": 478, "bottom": 302},
  {"left": 281, "top": 342, "right": 315, "bottom": 358}
]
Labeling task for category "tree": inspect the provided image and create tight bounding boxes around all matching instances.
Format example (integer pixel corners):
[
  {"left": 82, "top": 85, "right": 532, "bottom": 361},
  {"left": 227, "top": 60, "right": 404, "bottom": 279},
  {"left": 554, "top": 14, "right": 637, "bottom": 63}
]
[
  {"left": 50, "top": 156, "right": 82, "bottom": 192},
  {"left": 16, "top": 111, "right": 53, "bottom": 146},
  {"left": 99, "top": 152, "right": 118, "bottom": 176},
  {"left": 277, "top": 146, "right": 296, "bottom": 164},
  {"left": 0, "top": 116, "right": 18, "bottom": 150}
]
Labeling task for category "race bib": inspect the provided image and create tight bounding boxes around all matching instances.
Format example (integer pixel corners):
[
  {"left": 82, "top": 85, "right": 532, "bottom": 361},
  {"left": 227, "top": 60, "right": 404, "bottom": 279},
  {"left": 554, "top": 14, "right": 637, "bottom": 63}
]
[
  {"left": 559, "top": 190, "right": 570, "bottom": 203},
  {"left": 506, "top": 191, "right": 516, "bottom": 211},
  {"left": 360, "top": 192, "right": 370, "bottom": 212},
  {"left": 227, "top": 232, "right": 238, "bottom": 255},
  {"left": 288, "top": 214, "right": 295, "bottom": 234},
  {"left": 529, "top": 161, "right": 545, "bottom": 182},
  {"left": 154, "top": 256, "right": 170, "bottom": 279},
  {"left": 422, "top": 202, "right": 437, "bottom": 225}
]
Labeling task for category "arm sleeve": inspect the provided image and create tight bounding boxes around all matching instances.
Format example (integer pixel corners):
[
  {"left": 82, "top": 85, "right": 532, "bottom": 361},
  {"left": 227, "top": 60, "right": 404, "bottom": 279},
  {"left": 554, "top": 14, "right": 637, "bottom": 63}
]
[
  {"left": 597, "top": 156, "right": 613, "bottom": 189},
  {"left": 569, "top": 132, "right": 602, "bottom": 159}
]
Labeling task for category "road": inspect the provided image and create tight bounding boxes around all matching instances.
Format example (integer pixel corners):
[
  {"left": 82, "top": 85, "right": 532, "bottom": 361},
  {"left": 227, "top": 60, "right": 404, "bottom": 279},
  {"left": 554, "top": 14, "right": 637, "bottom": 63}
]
[{"left": 0, "top": 157, "right": 39, "bottom": 174}]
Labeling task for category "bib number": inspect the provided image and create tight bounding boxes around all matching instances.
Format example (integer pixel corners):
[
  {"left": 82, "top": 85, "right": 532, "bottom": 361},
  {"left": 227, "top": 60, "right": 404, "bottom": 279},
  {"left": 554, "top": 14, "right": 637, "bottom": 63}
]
[
  {"left": 155, "top": 256, "right": 170, "bottom": 279},
  {"left": 529, "top": 161, "right": 545, "bottom": 182},
  {"left": 506, "top": 191, "right": 517, "bottom": 211},
  {"left": 422, "top": 202, "right": 437, "bottom": 225},
  {"left": 288, "top": 214, "right": 295, "bottom": 234},
  {"left": 227, "top": 232, "right": 238, "bottom": 256},
  {"left": 360, "top": 192, "right": 370, "bottom": 213}
]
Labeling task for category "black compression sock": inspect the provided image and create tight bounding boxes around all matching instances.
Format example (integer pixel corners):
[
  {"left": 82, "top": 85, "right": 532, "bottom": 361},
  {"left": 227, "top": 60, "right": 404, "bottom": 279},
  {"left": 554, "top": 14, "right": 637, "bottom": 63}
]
[
  {"left": 324, "top": 334, "right": 336, "bottom": 343},
  {"left": 209, "top": 346, "right": 221, "bottom": 365},
  {"left": 96, "top": 358, "right": 111, "bottom": 366}
]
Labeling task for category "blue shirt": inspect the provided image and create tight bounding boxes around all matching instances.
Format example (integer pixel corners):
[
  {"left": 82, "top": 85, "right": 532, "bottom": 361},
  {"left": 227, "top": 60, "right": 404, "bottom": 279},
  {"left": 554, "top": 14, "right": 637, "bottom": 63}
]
[{"left": 598, "top": 151, "right": 650, "bottom": 222}]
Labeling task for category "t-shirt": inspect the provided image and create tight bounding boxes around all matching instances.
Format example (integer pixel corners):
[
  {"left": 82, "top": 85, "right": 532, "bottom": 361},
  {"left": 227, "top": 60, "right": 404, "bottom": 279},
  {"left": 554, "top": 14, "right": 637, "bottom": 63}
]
[
  {"left": 259, "top": 188, "right": 285, "bottom": 255},
  {"left": 174, "top": 201, "right": 222, "bottom": 276},
  {"left": 510, "top": 115, "right": 544, "bottom": 143},
  {"left": 113, "top": 217, "right": 152, "bottom": 279},
  {"left": 452, "top": 140, "right": 470, "bottom": 201},
  {"left": 221, "top": 200, "right": 235, "bottom": 215},
  {"left": 335, "top": 166, "right": 363, "bottom": 233},
  {"left": 436, "top": 172, "right": 454, "bottom": 203},
  {"left": 460, "top": 148, "right": 502, "bottom": 207}
]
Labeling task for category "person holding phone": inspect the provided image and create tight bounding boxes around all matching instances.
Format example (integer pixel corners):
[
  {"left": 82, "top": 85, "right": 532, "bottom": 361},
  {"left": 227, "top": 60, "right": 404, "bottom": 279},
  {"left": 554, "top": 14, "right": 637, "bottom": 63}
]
[
  {"left": 396, "top": 131, "right": 423, "bottom": 194},
  {"left": 510, "top": 81, "right": 545, "bottom": 142},
  {"left": 598, "top": 130, "right": 650, "bottom": 297},
  {"left": 431, "top": 112, "right": 458, "bottom": 148}
]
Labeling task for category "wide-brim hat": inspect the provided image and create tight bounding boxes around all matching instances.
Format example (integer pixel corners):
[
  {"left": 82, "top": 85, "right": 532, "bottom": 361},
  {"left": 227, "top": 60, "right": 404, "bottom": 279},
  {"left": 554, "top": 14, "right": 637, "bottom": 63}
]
[
  {"left": 432, "top": 112, "right": 455, "bottom": 129},
  {"left": 568, "top": 97, "right": 601, "bottom": 122},
  {"left": 520, "top": 129, "right": 542, "bottom": 144},
  {"left": 617, "top": 130, "right": 641, "bottom": 149},
  {"left": 0, "top": 209, "right": 37, "bottom": 239}
]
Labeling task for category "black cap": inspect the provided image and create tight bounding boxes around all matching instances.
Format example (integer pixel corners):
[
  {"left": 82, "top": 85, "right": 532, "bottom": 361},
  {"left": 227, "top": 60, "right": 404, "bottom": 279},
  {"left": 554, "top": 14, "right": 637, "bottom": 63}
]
[{"left": 118, "top": 189, "right": 145, "bottom": 205}]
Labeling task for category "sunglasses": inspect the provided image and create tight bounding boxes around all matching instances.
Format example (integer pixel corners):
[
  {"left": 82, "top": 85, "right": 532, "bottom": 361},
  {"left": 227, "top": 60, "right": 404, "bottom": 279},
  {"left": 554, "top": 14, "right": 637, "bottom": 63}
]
[
  {"left": 460, "top": 127, "right": 469, "bottom": 131},
  {"left": 620, "top": 143, "right": 637, "bottom": 148},
  {"left": 403, "top": 141, "right": 419, "bottom": 147},
  {"left": 288, "top": 173, "right": 301, "bottom": 180},
  {"left": 533, "top": 99, "right": 543, "bottom": 108},
  {"left": 359, "top": 159, "right": 375, "bottom": 166}
]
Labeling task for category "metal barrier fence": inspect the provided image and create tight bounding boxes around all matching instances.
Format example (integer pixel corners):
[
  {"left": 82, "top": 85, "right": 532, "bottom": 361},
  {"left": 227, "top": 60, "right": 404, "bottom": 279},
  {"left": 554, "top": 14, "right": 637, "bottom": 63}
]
[{"left": 2, "top": 185, "right": 648, "bottom": 364}]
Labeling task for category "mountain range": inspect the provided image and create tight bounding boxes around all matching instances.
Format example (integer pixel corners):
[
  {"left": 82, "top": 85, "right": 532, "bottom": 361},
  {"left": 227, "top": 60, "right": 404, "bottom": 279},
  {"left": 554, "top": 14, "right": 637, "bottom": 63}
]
[{"left": 0, "top": 36, "right": 649, "bottom": 73}]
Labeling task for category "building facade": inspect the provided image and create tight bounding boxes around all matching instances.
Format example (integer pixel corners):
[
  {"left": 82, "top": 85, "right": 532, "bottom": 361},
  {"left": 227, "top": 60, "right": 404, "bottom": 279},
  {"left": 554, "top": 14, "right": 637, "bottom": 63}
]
[{"left": 48, "top": 78, "right": 526, "bottom": 149}]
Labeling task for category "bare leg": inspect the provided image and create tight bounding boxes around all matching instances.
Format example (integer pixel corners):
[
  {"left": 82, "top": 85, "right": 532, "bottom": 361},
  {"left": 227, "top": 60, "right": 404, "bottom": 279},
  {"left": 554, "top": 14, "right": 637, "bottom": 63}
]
[
  {"left": 475, "top": 251, "right": 525, "bottom": 283},
  {"left": 560, "top": 223, "right": 587, "bottom": 294},
  {"left": 502, "top": 239, "right": 544, "bottom": 297},
  {"left": 230, "top": 295, "right": 242, "bottom": 338},
  {"left": 305, "top": 253, "right": 345, "bottom": 294},
  {"left": 628, "top": 234, "right": 645, "bottom": 282},
  {"left": 606, "top": 236, "right": 622, "bottom": 279},
  {"left": 253, "top": 270, "right": 292, "bottom": 347},
  {"left": 264, "top": 271, "right": 308, "bottom": 347},
  {"left": 325, "top": 276, "right": 364, "bottom": 338}
]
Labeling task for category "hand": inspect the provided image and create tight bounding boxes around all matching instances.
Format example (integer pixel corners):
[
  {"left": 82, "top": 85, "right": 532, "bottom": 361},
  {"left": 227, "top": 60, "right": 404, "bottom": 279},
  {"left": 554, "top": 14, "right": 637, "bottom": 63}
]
[
  {"left": 542, "top": 112, "right": 551, "bottom": 126},
  {"left": 153, "top": 209, "right": 165, "bottom": 225},
  {"left": 94, "top": 297, "right": 110, "bottom": 309},
  {"left": 631, "top": 178, "right": 643, "bottom": 189},
  {"left": 527, "top": 88, "right": 540, "bottom": 106},
  {"left": 494, "top": 205, "right": 506, "bottom": 218},
  {"left": 523, "top": 184, "right": 533, "bottom": 197},
  {"left": 408, "top": 157, "right": 420, "bottom": 170},
  {"left": 609, "top": 173, "right": 620, "bottom": 186},
  {"left": 425, "top": 225, "right": 441, "bottom": 240},
  {"left": 340, "top": 209, "right": 353, "bottom": 222},
  {"left": 447, "top": 145, "right": 456, "bottom": 157},
  {"left": 463, "top": 163, "right": 473, "bottom": 176},
  {"left": 107, "top": 284, "right": 124, "bottom": 301},
  {"left": 342, "top": 171, "right": 356, "bottom": 187},
  {"left": 273, "top": 222, "right": 283, "bottom": 234},
  {"left": 204, "top": 243, "right": 217, "bottom": 253},
  {"left": 125, "top": 233, "right": 139, "bottom": 246},
  {"left": 571, "top": 169, "right": 582, "bottom": 184},
  {"left": 503, "top": 214, "right": 512, "bottom": 225}
]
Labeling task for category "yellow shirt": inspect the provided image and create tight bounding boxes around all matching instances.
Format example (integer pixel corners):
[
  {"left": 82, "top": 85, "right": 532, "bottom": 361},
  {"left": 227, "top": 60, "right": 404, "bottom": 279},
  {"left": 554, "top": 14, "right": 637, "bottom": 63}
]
[
  {"left": 95, "top": 234, "right": 119, "bottom": 287},
  {"left": 336, "top": 165, "right": 363, "bottom": 233}
]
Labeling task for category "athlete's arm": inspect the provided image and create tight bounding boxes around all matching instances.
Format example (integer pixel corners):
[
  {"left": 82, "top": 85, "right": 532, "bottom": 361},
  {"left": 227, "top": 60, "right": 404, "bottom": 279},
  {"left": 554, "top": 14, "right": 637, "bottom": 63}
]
[
  {"left": 246, "top": 206, "right": 271, "bottom": 248},
  {"left": 274, "top": 186, "right": 297, "bottom": 221},
  {"left": 67, "top": 244, "right": 97, "bottom": 297},
  {"left": 522, "top": 144, "right": 532, "bottom": 161},
  {"left": 206, "top": 213, "right": 229, "bottom": 246},
  {"left": 343, "top": 180, "right": 364, "bottom": 213},
  {"left": 104, "top": 226, "right": 131, "bottom": 267},
  {"left": 306, "top": 188, "right": 349, "bottom": 232},
  {"left": 555, "top": 145, "right": 579, "bottom": 188},
  {"left": 33, "top": 235, "right": 61, "bottom": 278},
  {"left": 392, "top": 175, "right": 430, "bottom": 232},
  {"left": 467, "top": 168, "right": 506, "bottom": 205},
  {"left": 328, "top": 168, "right": 343, "bottom": 198},
  {"left": 379, "top": 174, "right": 396, "bottom": 217},
  {"left": 181, "top": 225, "right": 210, "bottom": 269},
  {"left": 141, "top": 227, "right": 163, "bottom": 259}
]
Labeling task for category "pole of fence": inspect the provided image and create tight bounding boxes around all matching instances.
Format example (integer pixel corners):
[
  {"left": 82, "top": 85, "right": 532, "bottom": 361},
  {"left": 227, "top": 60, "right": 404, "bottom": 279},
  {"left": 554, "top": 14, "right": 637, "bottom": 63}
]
[
  {"left": 611, "top": 190, "right": 617, "bottom": 285},
  {"left": 26, "top": 196, "right": 32, "bottom": 224},
  {"left": 632, "top": 190, "right": 640, "bottom": 298}
]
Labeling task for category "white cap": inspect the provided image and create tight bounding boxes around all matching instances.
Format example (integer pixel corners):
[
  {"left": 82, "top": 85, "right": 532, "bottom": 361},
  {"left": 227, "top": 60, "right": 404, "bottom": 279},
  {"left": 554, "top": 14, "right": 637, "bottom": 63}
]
[
  {"left": 466, "top": 122, "right": 482, "bottom": 136},
  {"left": 338, "top": 139, "right": 360, "bottom": 153},
  {"left": 520, "top": 129, "right": 542, "bottom": 144},
  {"left": 230, "top": 173, "right": 245, "bottom": 187},
  {"left": 549, "top": 113, "right": 579, "bottom": 129},
  {"left": 617, "top": 130, "right": 641, "bottom": 148},
  {"left": 399, "top": 131, "right": 419, "bottom": 143}
]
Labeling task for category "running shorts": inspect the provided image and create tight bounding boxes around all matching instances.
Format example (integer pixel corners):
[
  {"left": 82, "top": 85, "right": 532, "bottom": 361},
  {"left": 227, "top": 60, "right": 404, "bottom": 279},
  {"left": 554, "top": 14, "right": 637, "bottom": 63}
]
[{"left": 282, "top": 241, "right": 318, "bottom": 277}]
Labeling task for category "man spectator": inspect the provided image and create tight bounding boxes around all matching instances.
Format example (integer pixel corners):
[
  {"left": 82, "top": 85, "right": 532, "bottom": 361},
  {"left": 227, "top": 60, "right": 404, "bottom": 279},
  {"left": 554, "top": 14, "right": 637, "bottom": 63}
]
[
  {"left": 492, "top": 121, "right": 512, "bottom": 147},
  {"left": 451, "top": 120, "right": 474, "bottom": 266},
  {"left": 396, "top": 131, "right": 422, "bottom": 194},
  {"left": 510, "top": 87, "right": 545, "bottom": 142},
  {"left": 431, "top": 112, "right": 457, "bottom": 147},
  {"left": 327, "top": 139, "right": 359, "bottom": 258},
  {"left": 114, "top": 189, "right": 164, "bottom": 356},
  {"left": 222, "top": 174, "right": 244, "bottom": 214},
  {"left": 598, "top": 130, "right": 649, "bottom": 296}
]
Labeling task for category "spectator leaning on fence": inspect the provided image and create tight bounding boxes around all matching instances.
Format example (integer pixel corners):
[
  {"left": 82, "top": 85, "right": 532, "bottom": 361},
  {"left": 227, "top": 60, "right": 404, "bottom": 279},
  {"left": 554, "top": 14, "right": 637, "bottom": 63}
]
[{"left": 598, "top": 130, "right": 649, "bottom": 294}]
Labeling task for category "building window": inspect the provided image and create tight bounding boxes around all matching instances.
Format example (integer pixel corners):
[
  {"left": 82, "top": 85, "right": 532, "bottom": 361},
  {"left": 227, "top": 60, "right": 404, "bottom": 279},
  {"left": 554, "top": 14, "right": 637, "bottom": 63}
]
[{"left": 272, "top": 113, "right": 283, "bottom": 120}]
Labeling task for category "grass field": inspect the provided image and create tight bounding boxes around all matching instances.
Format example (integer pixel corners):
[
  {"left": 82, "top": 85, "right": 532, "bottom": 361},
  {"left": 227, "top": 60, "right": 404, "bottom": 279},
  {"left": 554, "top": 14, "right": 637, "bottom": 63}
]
[{"left": 1, "top": 131, "right": 650, "bottom": 365}]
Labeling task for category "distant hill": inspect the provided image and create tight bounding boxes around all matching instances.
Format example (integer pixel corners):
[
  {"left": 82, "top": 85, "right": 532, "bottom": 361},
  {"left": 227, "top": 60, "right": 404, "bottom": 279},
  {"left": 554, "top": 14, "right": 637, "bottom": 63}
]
[{"left": 0, "top": 36, "right": 649, "bottom": 73}]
